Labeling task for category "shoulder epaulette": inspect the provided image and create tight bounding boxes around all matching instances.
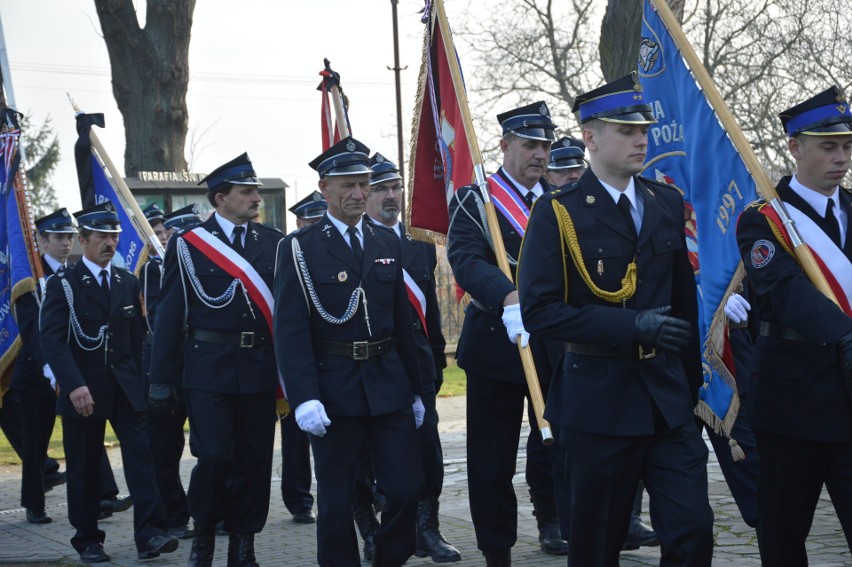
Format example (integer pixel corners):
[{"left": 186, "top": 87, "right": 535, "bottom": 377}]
[{"left": 638, "top": 175, "right": 679, "bottom": 194}]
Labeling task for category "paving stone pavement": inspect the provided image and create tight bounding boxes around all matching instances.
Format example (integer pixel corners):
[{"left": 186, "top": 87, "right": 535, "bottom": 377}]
[{"left": 0, "top": 395, "right": 849, "bottom": 566}]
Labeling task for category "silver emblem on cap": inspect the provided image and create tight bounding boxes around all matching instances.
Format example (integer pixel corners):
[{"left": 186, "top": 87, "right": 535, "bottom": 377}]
[
  {"left": 346, "top": 140, "right": 356, "bottom": 152},
  {"left": 562, "top": 139, "right": 570, "bottom": 147},
  {"left": 312, "top": 192, "right": 322, "bottom": 202},
  {"left": 105, "top": 203, "right": 113, "bottom": 212},
  {"left": 62, "top": 210, "right": 69, "bottom": 217},
  {"left": 539, "top": 103, "right": 548, "bottom": 116},
  {"left": 191, "top": 204, "right": 199, "bottom": 214}
]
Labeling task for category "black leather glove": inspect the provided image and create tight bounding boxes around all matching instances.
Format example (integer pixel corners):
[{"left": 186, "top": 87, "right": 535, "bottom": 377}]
[
  {"left": 837, "top": 330, "right": 852, "bottom": 379},
  {"left": 434, "top": 368, "right": 444, "bottom": 395},
  {"left": 148, "top": 383, "right": 178, "bottom": 417},
  {"left": 634, "top": 306, "right": 692, "bottom": 353}
]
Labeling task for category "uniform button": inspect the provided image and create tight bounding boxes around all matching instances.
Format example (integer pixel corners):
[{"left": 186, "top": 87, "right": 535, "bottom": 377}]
[
  {"left": 110, "top": 364, "right": 115, "bottom": 369},
  {"left": 489, "top": 326, "right": 495, "bottom": 331},
  {"left": 242, "top": 313, "right": 248, "bottom": 318},
  {"left": 667, "top": 241, "right": 672, "bottom": 247},
  {"left": 109, "top": 348, "right": 114, "bottom": 352},
  {"left": 638, "top": 279, "right": 643, "bottom": 285},
  {"left": 598, "top": 248, "right": 603, "bottom": 253}
]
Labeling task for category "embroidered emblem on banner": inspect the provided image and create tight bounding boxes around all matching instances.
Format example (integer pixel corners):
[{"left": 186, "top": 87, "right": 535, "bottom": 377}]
[{"left": 751, "top": 239, "right": 775, "bottom": 269}]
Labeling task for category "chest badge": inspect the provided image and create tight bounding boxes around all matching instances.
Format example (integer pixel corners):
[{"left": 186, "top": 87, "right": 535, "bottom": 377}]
[
  {"left": 337, "top": 271, "right": 348, "bottom": 282},
  {"left": 597, "top": 260, "right": 604, "bottom": 276},
  {"left": 586, "top": 195, "right": 595, "bottom": 205}
]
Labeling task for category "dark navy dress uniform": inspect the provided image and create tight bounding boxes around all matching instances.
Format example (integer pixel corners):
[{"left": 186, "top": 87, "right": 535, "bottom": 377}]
[
  {"left": 517, "top": 76, "right": 713, "bottom": 567},
  {"left": 274, "top": 137, "right": 423, "bottom": 567},
  {"left": 735, "top": 87, "right": 852, "bottom": 565},
  {"left": 12, "top": 254, "right": 63, "bottom": 518},
  {"left": 39, "top": 203, "right": 173, "bottom": 557},
  {"left": 446, "top": 102, "right": 567, "bottom": 561},
  {"left": 150, "top": 215, "right": 282, "bottom": 535}
]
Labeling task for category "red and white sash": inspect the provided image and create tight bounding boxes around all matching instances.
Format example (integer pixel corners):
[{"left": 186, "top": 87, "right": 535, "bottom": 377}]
[
  {"left": 182, "top": 227, "right": 286, "bottom": 398},
  {"left": 760, "top": 203, "right": 852, "bottom": 316},
  {"left": 488, "top": 173, "right": 531, "bottom": 236},
  {"left": 402, "top": 268, "right": 428, "bottom": 337}
]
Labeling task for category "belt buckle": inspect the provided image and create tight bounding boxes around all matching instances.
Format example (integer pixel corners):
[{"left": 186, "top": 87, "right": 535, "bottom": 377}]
[
  {"left": 638, "top": 345, "right": 656, "bottom": 360},
  {"left": 240, "top": 332, "right": 256, "bottom": 349},
  {"left": 352, "top": 341, "right": 369, "bottom": 361}
]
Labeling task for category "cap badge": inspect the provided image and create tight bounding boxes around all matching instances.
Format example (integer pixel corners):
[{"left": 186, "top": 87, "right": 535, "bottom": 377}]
[
  {"left": 346, "top": 140, "right": 356, "bottom": 152},
  {"left": 105, "top": 203, "right": 113, "bottom": 212},
  {"left": 312, "top": 192, "right": 322, "bottom": 202},
  {"left": 562, "top": 139, "right": 570, "bottom": 147},
  {"left": 585, "top": 195, "right": 595, "bottom": 204},
  {"left": 376, "top": 154, "right": 384, "bottom": 163},
  {"left": 62, "top": 210, "right": 69, "bottom": 217},
  {"left": 337, "top": 270, "right": 348, "bottom": 282},
  {"left": 539, "top": 103, "right": 548, "bottom": 116},
  {"left": 191, "top": 204, "right": 199, "bottom": 214},
  {"left": 837, "top": 103, "right": 848, "bottom": 115}
]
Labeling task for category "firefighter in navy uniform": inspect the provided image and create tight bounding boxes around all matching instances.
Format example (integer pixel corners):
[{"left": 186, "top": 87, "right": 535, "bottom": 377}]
[
  {"left": 277, "top": 191, "right": 327, "bottom": 525},
  {"left": 517, "top": 74, "right": 713, "bottom": 567},
  {"left": 736, "top": 86, "right": 852, "bottom": 566},
  {"left": 545, "top": 136, "right": 586, "bottom": 188},
  {"left": 446, "top": 101, "right": 568, "bottom": 565},
  {"left": 12, "top": 208, "right": 77, "bottom": 525},
  {"left": 39, "top": 202, "right": 178, "bottom": 564},
  {"left": 149, "top": 153, "right": 283, "bottom": 567},
  {"left": 141, "top": 202, "right": 194, "bottom": 540},
  {"left": 364, "top": 152, "right": 461, "bottom": 563},
  {"left": 274, "top": 137, "right": 423, "bottom": 567}
]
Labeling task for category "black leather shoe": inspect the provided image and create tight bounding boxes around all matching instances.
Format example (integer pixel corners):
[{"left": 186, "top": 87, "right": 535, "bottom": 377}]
[
  {"left": 227, "top": 533, "right": 259, "bottom": 567},
  {"left": 168, "top": 524, "right": 195, "bottom": 539},
  {"left": 26, "top": 508, "right": 52, "bottom": 524},
  {"left": 101, "top": 495, "right": 133, "bottom": 514},
  {"left": 622, "top": 517, "right": 660, "bottom": 550},
  {"left": 292, "top": 509, "right": 316, "bottom": 524},
  {"left": 79, "top": 543, "right": 110, "bottom": 563},
  {"left": 137, "top": 533, "right": 179, "bottom": 560},
  {"left": 42, "top": 470, "right": 66, "bottom": 492}
]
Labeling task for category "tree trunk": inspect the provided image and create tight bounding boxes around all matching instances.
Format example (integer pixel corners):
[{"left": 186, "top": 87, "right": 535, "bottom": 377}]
[
  {"left": 599, "top": 0, "right": 684, "bottom": 82},
  {"left": 95, "top": 0, "right": 196, "bottom": 177}
]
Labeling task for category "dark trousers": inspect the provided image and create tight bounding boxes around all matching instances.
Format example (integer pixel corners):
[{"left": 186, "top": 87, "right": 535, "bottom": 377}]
[
  {"left": 0, "top": 390, "right": 60, "bottom": 478},
  {"left": 147, "top": 401, "right": 189, "bottom": 528},
  {"left": 755, "top": 430, "right": 852, "bottom": 566},
  {"left": 19, "top": 391, "right": 56, "bottom": 511},
  {"left": 561, "top": 420, "right": 713, "bottom": 567},
  {"left": 185, "top": 388, "right": 276, "bottom": 534},
  {"left": 310, "top": 409, "right": 421, "bottom": 567},
  {"left": 465, "top": 371, "right": 564, "bottom": 553},
  {"left": 279, "top": 412, "right": 314, "bottom": 514},
  {"left": 63, "top": 386, "right": 167, "bottom": 552},
  {"left": 704, "top": 400, "right": 759, "bottom": 528},
  {"left": 417, "top": 384, "right": 444, "bottom": 501}
]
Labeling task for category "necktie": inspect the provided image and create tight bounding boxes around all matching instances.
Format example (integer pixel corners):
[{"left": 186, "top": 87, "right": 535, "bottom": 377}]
[
  {"left": 524, "top": 191, "right": 535, "bottom": 208},
  {"left": 825, "top": 200, "right": 842, "bottom": 248},
  {"left": 99, "top": 269, "right": 110, "bottom": 298},
  {"left": 232, "top": 226, "right": 245, "bottom": 255},
  {"left": 617, "top": 194, "right": 637, "bottom": 238},
  {"left": 347, "top": 226, "right": 363, "bottom": 264}
]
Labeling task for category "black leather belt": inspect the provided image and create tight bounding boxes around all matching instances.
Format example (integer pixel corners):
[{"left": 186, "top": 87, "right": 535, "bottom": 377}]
[
  {"left": 313, "top": 338, "right": 396, "bottom": 361},
  {"left": 189, "top": 327, "right": 270, "bottom": 349},
  {"left": 759, "top": 322, "right": 811, "bottom": 342},
  {"left": 565, "top": 342, "right": 657, "bottom": 360},
  {"left": 470, "top": 298, "right": 502, "bottom": 317}
]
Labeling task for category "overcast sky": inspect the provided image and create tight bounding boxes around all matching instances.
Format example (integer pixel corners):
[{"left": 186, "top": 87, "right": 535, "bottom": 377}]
[{"left": 0, "top": 0, "right": 473, "bottom": 231}]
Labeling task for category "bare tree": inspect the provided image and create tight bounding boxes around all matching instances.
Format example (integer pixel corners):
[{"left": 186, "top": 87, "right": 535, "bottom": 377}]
[
  {"left": 94, "top": 0, "right": 196, "bottom": 177},
  {"left": 457, "top": 0, "right": 852, "bottom": 177}
]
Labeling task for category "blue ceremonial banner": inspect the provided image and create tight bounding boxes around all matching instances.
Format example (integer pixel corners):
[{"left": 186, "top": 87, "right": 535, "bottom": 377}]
[
  {"left": 75, "top": 113, "right": 147, "bottom": 273},
  {"left": 638, "top": 0, "right": 759, "bottom": 435},
  {"left": 0, "top": 115, "right": 37, "bottom": 396}
]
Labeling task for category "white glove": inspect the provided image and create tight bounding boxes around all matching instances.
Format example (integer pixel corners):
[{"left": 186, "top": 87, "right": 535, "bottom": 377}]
[
  {"left": 294, "top": 399, "right": 331, "bottom": 437},
  {"left": 412, "top": 395, "right": 425, "bottom": 429},
  {"left": 501, "top": 304, "right": 530, "bottom": 348},
  {"left": 43, "top": 364, "right": 56, "bottom": 389},
  {"left": 724, "top": 294, "right": 751, "bottom": 324}
]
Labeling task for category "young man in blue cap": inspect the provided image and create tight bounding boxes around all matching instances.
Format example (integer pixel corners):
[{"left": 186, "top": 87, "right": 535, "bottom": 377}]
[
  {"left": 446, "top": 101, "right": 568, "bottom": 565},
  {"left": 517, "top": 73, "right": 713, "bottom": 567},
  {"left": 736, "top": 85, "right": 852, "bottom": 566},
  {"left": 274, "top": 137, "right": 423, "bottom": 567},
  {"left": 12, "top": 208, "right": 77, "bottom": 525},
  {"left": 149, "top": 153, "right": 284, "bottom": 567},
  {"left": 163, "top": 204, "right": 203, "bottom": 236},
  {"left": 40, "top": 201, "right": 178, "bottom": 563}
]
